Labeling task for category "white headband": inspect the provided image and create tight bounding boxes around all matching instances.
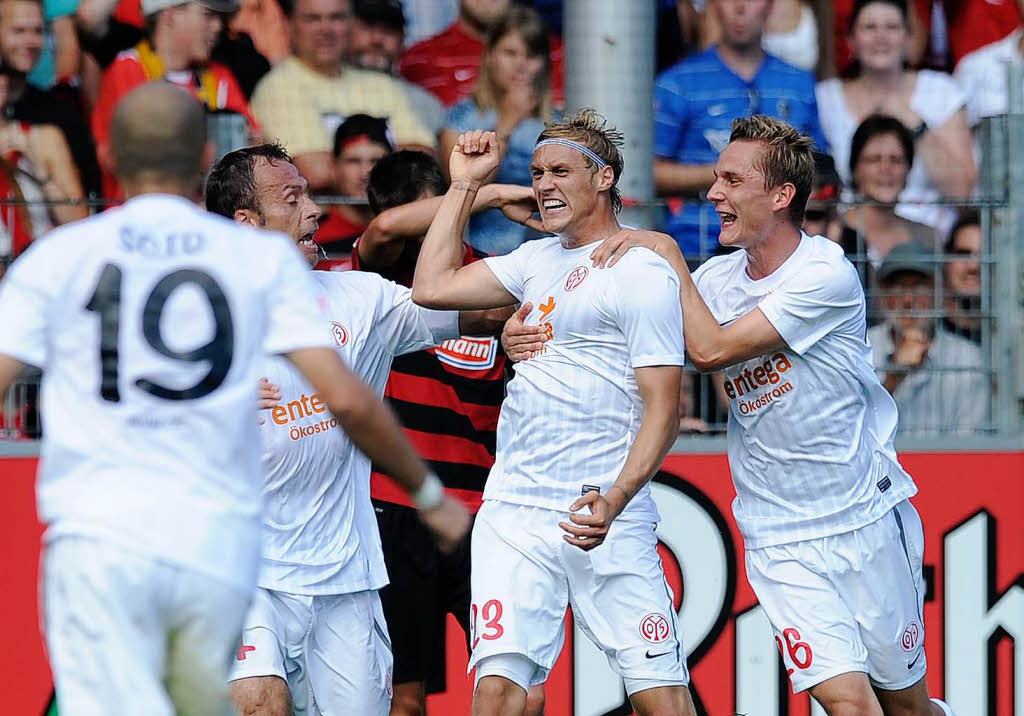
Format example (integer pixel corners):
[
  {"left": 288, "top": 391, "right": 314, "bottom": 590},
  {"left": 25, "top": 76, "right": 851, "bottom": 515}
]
[{"left": 534, "top": 138, "right": 608, "bottom": 168}]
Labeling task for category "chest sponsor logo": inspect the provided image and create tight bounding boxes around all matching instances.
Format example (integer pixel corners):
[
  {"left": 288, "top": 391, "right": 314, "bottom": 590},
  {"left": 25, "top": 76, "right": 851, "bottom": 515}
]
[
  {"left": 270, "top": 392, "right": 339, "bottom": 441},
  {"left": 565, "top": 266, "right": 588, "bottom": 291},
  {"left": 330, "top": 321, "right": 348, "bottom": 347},
  {"left": 434, "top": 336, "right": 497, "bottom": 370},
  {"left": 724, "top": 352, "right": 795, "bottom": 415}
]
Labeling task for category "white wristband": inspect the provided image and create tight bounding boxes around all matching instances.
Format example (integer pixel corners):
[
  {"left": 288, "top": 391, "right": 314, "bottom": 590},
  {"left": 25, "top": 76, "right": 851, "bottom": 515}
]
[{"left": 413, "top": 472, "right": 445, "bottom": 511}]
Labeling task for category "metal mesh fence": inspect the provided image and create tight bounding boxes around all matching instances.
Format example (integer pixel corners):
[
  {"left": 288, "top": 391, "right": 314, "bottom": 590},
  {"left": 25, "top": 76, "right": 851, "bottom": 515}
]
[{"left": 0, "top": 192, "right": 1015, "bottom": 439}]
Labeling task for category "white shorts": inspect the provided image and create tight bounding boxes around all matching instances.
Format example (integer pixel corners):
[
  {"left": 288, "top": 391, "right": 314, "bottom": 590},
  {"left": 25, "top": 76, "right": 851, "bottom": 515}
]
[
  {"left": 228, "top": 587, "right": 393, "bottom": 715},
  {"left": 468, "top": 500, "right": 689, "bottom": 691},
  {"left": 745, "top": 499, "right": 927, "bottom": 693},
  {"left": 42, "top": 536, "right": 250, "bottom": 716}
]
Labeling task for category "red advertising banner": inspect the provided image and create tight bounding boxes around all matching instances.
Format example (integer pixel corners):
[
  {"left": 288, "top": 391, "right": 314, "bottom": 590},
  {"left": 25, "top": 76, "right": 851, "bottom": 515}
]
[{"left": 3, "top": 451, "right": 1022, "bottom": 715}]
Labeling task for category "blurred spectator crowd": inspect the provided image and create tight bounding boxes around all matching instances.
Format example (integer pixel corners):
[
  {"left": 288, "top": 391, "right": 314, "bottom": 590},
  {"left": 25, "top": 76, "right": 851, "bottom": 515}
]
[{"left": 1, "top": 0, "right": 1019, "bottom": 436}]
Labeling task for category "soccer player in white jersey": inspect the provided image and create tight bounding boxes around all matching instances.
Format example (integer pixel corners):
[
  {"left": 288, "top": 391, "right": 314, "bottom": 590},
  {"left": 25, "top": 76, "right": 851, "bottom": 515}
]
[
  {"left": 0, "top": 84, "right": 468, "bottom": 716},
  {"left": 515, "top": 115, "right": 952, "bottom": 716},
  {"left": 411, "top": 111, "right": 697, "bottom": 716},
  {"left": 203, "top": 144, "right": 488, "bottom": 715}
]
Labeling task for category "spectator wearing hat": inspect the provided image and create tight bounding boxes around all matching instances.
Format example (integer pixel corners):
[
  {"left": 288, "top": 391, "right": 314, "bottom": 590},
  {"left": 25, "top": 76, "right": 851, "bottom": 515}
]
[
  {"left": 91, "top": 0, "right": 256, "bottom": 198},
  {"left": 400, "top": 0, "right": 565, "bottom": 108},
  {"left": 317, "top": 113, "right": 392, "bottom": 256},
  {"left": 868, "top": 241, "right": 988, "bottom": 435},
  {"left": 346, "top": 0, "right": 445, "bottom": 136}
]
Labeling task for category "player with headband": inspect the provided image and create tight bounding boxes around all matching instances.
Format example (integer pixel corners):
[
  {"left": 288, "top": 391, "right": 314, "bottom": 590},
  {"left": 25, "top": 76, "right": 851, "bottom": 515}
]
[
  {"left": 508, "top": 115, "right": 956, "bottom": 716},
  {"left": 411, "top": 109, "right": 697, "bottom": 716}
]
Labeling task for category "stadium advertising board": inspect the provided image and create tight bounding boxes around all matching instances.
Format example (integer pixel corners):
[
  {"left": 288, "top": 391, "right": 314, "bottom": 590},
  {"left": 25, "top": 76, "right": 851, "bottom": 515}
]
[{"left": 2, "top": 451, "right": 1021, "bottom": 715}]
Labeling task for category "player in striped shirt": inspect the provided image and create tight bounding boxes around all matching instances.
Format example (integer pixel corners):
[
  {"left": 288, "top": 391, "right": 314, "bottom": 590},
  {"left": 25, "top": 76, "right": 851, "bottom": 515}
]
[
  {"left": 412, "top": 111, "right": 697, "bottom": 716},
  {"left": 514, "top": 115, "right": 955, "bottom": 716}
]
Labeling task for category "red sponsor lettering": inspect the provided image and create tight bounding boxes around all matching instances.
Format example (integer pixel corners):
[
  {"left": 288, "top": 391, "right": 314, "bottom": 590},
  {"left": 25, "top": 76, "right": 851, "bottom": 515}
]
[{"left": 434, "top": 336, "right": 497, "bottom": 370}]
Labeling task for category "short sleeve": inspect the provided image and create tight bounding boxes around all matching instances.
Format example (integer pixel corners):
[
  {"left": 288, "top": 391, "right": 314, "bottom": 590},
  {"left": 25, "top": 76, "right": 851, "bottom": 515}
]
[
  {"left": 262, "top": 238, "right": 334, "bottom": 355},
  {"left": 653, "top": 71, "right": 687, "bottom": 159},
  {"left": 373, "top": 276, "right": 460, "bottom": 355},
  {"left": 912, "top": 71, "right": 966, "bottom": 129},
  {"left": 758, "top": 256, "right": 862, "bottom": 355},
  {"left": 0, "top": 243, "right": 55, "bottom": 366},
  {"left": 482, "top": 243, "right": 531, "bottom": 301},
  {"left": 608, "top": 251, "right": 686, "bottom": 368}
]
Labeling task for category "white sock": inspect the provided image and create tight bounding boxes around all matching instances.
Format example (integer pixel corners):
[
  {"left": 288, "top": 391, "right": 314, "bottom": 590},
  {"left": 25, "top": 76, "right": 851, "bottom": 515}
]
[{"left": 931, "top": 698, "right": 955, "bottom": 716}]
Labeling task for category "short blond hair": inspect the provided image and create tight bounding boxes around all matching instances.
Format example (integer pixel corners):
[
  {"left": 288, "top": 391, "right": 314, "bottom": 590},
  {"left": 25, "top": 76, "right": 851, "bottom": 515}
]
[
  {"left": 729, "top": 115, "right": 815, "bottom": 225},
  {"left": 536, "top": 108, "right": 625, "bottom": 213}
]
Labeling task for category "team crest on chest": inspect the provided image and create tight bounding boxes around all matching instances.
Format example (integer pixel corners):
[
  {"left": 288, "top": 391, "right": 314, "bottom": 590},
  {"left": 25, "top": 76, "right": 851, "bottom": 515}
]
[
  {"left": 330, "top": 321, "right": 348, "bottom": 347},
  {"left": 565, "top": 266, "right": 588, "bottom": 291}
]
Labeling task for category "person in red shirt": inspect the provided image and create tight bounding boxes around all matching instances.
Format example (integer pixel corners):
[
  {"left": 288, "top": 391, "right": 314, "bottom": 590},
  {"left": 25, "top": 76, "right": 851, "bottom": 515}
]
[
  {"left": 317, "top": 113, "right": 393, "bottom": 257},
  {"left": 91, "top": 0, "right": 256, "bottom": 198},
  {"left": 400, "top": 0, "right": 563, "bottom": 107}
]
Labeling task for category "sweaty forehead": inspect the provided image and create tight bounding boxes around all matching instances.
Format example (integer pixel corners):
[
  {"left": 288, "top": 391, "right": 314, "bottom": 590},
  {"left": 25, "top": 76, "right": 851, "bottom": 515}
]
[
  {"left": 530, "top": 143, "right": 594, "bottom": 170},
  {"left": 255, "top": 159, "right": 306, "bottom": 194}
]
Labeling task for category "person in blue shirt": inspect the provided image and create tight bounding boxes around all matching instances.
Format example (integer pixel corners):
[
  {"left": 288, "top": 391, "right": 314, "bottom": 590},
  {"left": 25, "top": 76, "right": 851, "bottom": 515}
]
[
  {"left": 441, "top": 5, "right": 558, "bottom": 257},
  {"left": 654, "top": 0, "right": 827, "bottom": 258}
]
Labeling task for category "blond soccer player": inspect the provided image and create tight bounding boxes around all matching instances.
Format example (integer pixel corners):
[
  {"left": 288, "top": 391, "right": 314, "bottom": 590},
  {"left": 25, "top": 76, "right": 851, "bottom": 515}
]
[
  {"left": 507, "top": 115, "right": 956, "bottom": 716},
  {"left": 411, "top": 111, "right": 697, "bottom": 716}
]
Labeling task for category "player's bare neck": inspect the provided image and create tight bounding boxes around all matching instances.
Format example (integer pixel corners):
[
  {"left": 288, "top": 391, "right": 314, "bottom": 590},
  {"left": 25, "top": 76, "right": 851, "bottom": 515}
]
[
  {"left": 744, "top": 224, "right": 802, "bottom": 281},
  {"left": 559, "top": 214, "right": 621, "bottom": 250},
  {"left": 120, "top": 176, "right": 200, "bottom": 202}
]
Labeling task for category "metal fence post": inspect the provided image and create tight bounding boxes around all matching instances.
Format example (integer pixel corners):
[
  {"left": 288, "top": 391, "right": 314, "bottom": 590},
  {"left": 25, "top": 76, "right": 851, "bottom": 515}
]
[
  {"left": 996, "top": 64, "right": 1024, "bottom": 433},
  {"left": 563, "top": 0, "right": 656, "bottom": 230}
]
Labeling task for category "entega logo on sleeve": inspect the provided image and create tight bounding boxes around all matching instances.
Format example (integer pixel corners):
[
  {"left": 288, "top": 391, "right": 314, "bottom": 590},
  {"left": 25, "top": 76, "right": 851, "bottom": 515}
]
[{"left": 433, "top": 336, "right": 497, "bottom": 370}]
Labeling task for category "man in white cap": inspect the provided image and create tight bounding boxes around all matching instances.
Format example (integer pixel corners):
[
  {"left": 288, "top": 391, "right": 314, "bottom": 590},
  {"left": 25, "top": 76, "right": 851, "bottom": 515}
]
[{"left": 90, "top": 0, "right": 256, "bottom": 196}]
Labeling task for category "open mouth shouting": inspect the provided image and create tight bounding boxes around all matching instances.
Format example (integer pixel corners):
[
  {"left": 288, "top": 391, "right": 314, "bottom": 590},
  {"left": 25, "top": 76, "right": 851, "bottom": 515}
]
[
  {"left": 718, "top": 211, "right": 737, "bottom": 228},
  {"left": 542, "top": 198, "right": 568, "bottom": 214},
  {"left": 297, "top": 230, "right": 319, "bottom": 263}
]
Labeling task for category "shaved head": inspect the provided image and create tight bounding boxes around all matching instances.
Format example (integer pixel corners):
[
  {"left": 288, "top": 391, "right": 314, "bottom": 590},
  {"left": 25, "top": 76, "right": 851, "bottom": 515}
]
[{"left": 111, "top": 82, "right": 207, "bottom": 184}]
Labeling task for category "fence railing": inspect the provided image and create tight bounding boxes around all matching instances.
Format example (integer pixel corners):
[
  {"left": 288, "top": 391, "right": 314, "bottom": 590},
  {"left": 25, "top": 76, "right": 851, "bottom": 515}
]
[{"left": 0, "top": 191, "right": 1021, "bottom": 440}]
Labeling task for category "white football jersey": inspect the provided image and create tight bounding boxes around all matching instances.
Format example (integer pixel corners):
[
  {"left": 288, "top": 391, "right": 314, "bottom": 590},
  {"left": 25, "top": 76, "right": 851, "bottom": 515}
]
[
  {"left": 483, "top": 236, "right": 686, "bottom": 521},
  {"left": 693, "top": 234, "right": 917, "bottom": 549},
  {"left": 0, "top": 194, "right": 333, "bottom": 591},
  {"left": 257, "top": 270, "right": 459, "bottom": 595}
]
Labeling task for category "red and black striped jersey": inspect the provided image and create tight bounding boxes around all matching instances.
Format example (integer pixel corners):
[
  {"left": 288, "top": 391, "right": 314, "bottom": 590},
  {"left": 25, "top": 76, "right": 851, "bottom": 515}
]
[{"left": 352, "top": 242, "right": 506, "bottom": 513}]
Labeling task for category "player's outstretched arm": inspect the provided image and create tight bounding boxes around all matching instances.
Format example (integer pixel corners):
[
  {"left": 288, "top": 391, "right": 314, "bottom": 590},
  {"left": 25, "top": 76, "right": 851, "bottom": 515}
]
[
  {"left": 0, "top": 354, "right": 24, "bottom": 396},
  {"left": 412, "top": 130, "right": 518, "bottom": 310},
  {"left": 590, "top": 229, "right": 787, "bottom": 371},
  {"left": 560, "top": 365, "right": 682, "bottom": 551},
  {"left": 286, "top": 346, "right": 470, "bottom": 551}
]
